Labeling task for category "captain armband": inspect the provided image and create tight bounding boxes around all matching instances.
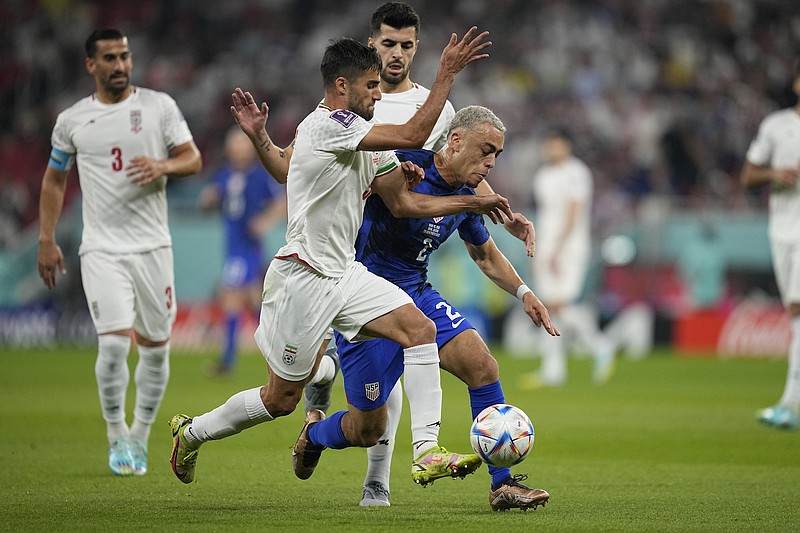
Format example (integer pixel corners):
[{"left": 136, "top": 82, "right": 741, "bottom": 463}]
[{"left": 48, "top": 147, "right": 75, "bottom": 172}]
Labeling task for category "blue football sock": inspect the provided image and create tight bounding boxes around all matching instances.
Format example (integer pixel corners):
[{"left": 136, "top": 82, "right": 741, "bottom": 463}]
[
  {"left": 221, "top": 314, "right": 238, "bottom": 369},
  {"left": 469, "top": 381, "right": 511, "bottom": 487},
  {"left": 307, "top": 410, "right": 349, "bottom": 449}
]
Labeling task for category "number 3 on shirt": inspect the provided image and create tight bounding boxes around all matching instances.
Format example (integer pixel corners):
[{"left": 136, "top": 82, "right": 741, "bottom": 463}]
[{"left": 111, "top": 147, "right": 123, "bottom": 171}]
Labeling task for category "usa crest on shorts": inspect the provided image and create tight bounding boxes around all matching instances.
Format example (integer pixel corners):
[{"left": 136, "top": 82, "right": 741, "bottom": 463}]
[{"left": 365, "top": 382, "right": 380, "bottom": 401}]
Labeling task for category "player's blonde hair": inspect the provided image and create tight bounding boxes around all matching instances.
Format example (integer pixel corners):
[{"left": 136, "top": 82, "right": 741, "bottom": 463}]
[{"left": 448, "top": 105, "right": 506, "bottom": 135}]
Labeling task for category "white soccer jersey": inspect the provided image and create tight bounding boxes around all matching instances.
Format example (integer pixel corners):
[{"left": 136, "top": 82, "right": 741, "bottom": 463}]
[
  {"left": 746, "top": 108, "right": 800, "bottom": 245},
  {"left": 275, "top": 103, "right": 399, "bottom": 277},
  {"left": 374, "top": 82, "right": 455, "bottom": 152},
  {"left": 532, "top": 156, "right": 593, "bottom": 258},
  {"left": 50, "top": 86, "right": 193, "bottom": 255}
]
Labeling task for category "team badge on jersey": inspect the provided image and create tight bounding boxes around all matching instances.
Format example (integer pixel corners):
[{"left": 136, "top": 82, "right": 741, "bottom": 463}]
[
  {"left": 130, "top": 110, "right": 142, "bottom": 133},
  {"left": 433, "top": 217, "right": 444, "bottom": 223},
  {"left": 282, "top": 344, "right": 298, "bottom": 365},
  {"left": 329, "top": 109, "right": 357, "bottom": 128},
  {"left": 365, "top": 382, "right": 380, "bottom": 402}
]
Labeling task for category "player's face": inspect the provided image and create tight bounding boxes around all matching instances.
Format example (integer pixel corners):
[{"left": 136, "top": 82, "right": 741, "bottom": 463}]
[
  {"left": 450, "top": 124, "right": 505, "bottom": 187},
  {"left": 368, "top": 24, "right": 418, "bottom": 88},
  {"left": 225, "top": 130, "right": 256, "bottom": 169},
  {"left": 346, "top": 68, "right": 382, "bottom": 121},
  {"left": 542, "top": 137, "right": 571, "bottom": 164},
  {"left": 86, "top": 38, "right": 132, "bottom": 96}
]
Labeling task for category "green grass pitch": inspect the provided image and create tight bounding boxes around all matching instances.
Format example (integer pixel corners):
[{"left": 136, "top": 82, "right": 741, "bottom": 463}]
[{"left": 1, "top": 346, "right": 799, "bottom": 531}]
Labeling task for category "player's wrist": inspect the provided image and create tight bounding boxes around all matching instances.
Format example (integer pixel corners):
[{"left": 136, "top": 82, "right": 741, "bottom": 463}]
[{"left": 516, "top": 284, "right": 532, "bottom": 301}]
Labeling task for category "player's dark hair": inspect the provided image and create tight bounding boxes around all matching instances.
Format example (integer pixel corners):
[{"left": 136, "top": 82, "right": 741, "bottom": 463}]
[
  {"left": 320, "top": 38, "right": 382, "bottom": 87},
  {"left": 544, "top": 126, "right": 574, "bottom": 145},
  {"left": 370, "top": 2, "right": 420, "bottom": 37},
  {"left": 85, "top": 29, "right": 126, "bottom": 58},
  {"left": 794, "top": 59, "right": 800, "bottom": 80}
]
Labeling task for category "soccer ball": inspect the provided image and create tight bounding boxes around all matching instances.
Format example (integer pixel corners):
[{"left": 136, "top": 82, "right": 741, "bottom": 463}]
[{"left": 469, "top": 404, "right": 534, "bottom": 467}]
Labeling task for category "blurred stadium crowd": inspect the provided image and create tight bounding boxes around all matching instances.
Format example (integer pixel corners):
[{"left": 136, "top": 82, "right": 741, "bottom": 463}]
[{"left": 1, "top": 0, "right": 798, "bottom": 246}]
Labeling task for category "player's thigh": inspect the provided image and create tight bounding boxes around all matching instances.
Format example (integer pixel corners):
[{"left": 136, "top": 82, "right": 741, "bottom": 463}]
[
  {"left": 336, "top": 332, "right": 403, "bottom": 411},
  {"left": 331, "top": 261, "right": 418, "bottom": 343},
  {"left": 255, "top": 259, "right": 341, "bottom": 382},
  {"left": 80, "top": 251, "right": 136, "bottom": 334},
  {"left": 771, "top": 241, "right": 800, "bottom": 307},
  {"left": 129, "top": 248, "right": 176, "bottom": 343}
]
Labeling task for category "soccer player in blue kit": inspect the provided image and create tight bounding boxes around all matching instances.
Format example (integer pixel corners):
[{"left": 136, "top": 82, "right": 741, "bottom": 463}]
[
  {"left": 294, "top": 106, "right": 559, "bottom": 511},
  {"left": 201, "top": 127, "right": 285, "bottom": 376}
]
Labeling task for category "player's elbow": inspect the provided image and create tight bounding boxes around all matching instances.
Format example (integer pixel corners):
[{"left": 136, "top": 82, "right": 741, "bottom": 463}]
[
  {"left": 189, "top": 153, "right": 203, "bottom": 174},
  {"left": 384, "top": 199, "right": 414, "bottom": 218}
]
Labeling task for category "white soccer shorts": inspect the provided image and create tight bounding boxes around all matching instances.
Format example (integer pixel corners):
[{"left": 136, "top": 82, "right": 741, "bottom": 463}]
[
  {"left": 770, "top": 240, "right": 800, "bottom": 306},
  {"left": 80, "top": 247, "right": 177, "bottom": 341},
  {"left": 254, "top": 258, "right": 412, "bottom": 382}
]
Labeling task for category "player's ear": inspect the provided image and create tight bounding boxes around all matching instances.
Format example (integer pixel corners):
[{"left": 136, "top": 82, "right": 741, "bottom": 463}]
[
  {"left": 335, "top": 76, "right": 348, "bottom": 97},
  {"left": 449, "top": 131, "right": 462, "bottom": 152},
  {"left": 367, "top": 36, "right": 375, "bottom": 49},
  {"left": 85, "top": 57, "right": 95, "bottom": 76}
]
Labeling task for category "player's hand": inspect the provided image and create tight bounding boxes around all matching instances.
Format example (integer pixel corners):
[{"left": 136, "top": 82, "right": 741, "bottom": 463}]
[
  {"left": 503, "top": 212, "right": 536, "bottom": 257},
  {"left": 38, "top": 240, "right": 66, "bottom": 289},
  {"left": 472, "top": 193, "right": 512, "bottom": 222},
  {"left": 772, "top": 167, "right": 799, "bottom": 189},
  {"left": 522, "top": 291, "right": 560, "bottom": 337},
  {"left": 438, "top": 26, "right": 491, "bottom": 78},
  {"left": 401, "top": 161, "right": 424, "bottom": 190},
  {"left": 127, "top": 156, "right": 165, "bottom": 186},
  {"left": 231, "top": 88, "right": 269, "bottom": 140}
]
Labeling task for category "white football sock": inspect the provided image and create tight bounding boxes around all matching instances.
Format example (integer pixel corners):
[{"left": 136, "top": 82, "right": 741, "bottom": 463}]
[
  {"left": 96, "top": 334, "right": 131, "bottom": 444},
  {"left": 403, "top": 343, "right": 441, "bottom": 456},
  {"left": 779, "top": 315, "right": 800, "bottom": 411},
  {"left": 186, "top": 387, "right": 273, "bottom": 445},
  {"left": 308, "top": 354, "right": 336, "bottom": 385},
  {"left": 130, "top": 343, "right": 170, "bottom": 443},
  {"left": 364, "top": 380, "right": 403, "bottom": 488}
]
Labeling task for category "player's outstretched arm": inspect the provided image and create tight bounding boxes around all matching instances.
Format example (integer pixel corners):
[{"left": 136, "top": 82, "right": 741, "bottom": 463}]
[
  {"left": 359, "top": 27, "right": 491, "bottom": 151},
  {"left": 373, "top": 166, "right": 512, "bottom": 220},
  {"left": 37, "top": 166, "right": 69, "bottom": 288},
  {"left": 464, "top": 237, "right": 559, "bottom": 336},
  {"left": 230, "top": 88, "right": 293, "bottom": 184}
]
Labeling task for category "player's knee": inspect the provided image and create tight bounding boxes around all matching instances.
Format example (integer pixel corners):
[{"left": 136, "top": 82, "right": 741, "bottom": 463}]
[
  {"left": 404, "top": 314, "right": 436, "bottom": 346},
  {"left": 350, "top": 418, "right": 386, "bottom": 447},
  {"left": 789, "top": 302, "right": 800, "bottom": 317},
  {"left": 463, "top": 353, "right": 500, "bottom": 388}
]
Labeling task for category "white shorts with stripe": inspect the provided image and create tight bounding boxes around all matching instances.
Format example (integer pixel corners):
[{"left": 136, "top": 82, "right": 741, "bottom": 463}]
[
  {"left": 80, "top": 248, "right": 176, "bottom": 341},
  {"left": 254, "top": 258, "right": 412, "bottom": 382}
]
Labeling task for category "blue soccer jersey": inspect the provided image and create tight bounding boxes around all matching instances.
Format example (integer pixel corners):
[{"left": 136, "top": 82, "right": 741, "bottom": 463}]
[
  {"left": 337, "top": 149, "right": 492, "bottom": 410},
  {"left": 214, "top": 162, "right": 280, "bottom": 286},
  {"left": 355, "top": 149, "right": 490, "bottom": 294}
]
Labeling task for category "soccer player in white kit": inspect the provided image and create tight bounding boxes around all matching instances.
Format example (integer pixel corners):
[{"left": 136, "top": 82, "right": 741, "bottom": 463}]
[
  {"left": 37, "top": 29, "right": 203, "bottom": 476},
  {"left": 169, "top": 30, "right": 511, "bottom": 486},
  {"left": 742, "top": 62, "right": 800, "bottom": 431},
  {"left": 525, "top": 128, "right": 615, "bottom": 388}
]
